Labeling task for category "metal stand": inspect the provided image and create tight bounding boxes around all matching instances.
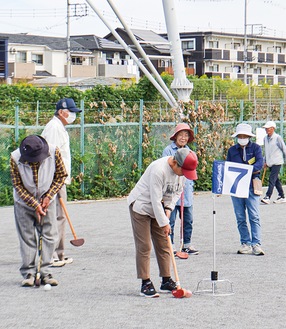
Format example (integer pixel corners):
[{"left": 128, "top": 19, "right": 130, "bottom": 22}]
[{"left": 193, "top": 195, "right": 234, "bottom": 296}]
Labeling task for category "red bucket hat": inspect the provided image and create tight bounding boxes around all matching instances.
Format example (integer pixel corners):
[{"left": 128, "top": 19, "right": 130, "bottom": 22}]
[{"left": 170, "top": 123, "right": 194, "bottom": 143}]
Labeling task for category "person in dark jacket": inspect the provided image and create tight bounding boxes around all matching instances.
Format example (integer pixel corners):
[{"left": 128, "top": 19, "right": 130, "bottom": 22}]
[{"left": 227, "top": 123, "right": 264, "bottom": 256}]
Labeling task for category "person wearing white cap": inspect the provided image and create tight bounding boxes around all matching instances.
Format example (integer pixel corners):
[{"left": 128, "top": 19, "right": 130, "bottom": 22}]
[
  {"left": 261, "top": 121, "right": 286, "bottom": 204},
  {"left": 127, "top": 148, "right": 198, "bottom": 297},
  {"left": 227, "top": 123, "right": 264, "bottom": 256},
  {"left": 162, "top": 123, "right": 198, "bottom": 255}
]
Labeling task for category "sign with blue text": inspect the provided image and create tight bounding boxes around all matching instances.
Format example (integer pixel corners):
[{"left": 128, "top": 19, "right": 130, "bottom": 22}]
[{"left": 212, "top": 160, "right": 253, "bottom": 198}]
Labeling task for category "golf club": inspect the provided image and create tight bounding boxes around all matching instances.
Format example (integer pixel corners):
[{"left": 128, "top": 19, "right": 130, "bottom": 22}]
[
  {"left": 167, "top": 235, "right": 192, "bottom": 298},
  {"left": 58, "top": 197, "right": 84, "bottom": 247},
  {"left": 175, "top": 192, "right": 188, "bottom": 259},
  {"left": 35, "top": 217, "right": 44, "bottom": 287}
]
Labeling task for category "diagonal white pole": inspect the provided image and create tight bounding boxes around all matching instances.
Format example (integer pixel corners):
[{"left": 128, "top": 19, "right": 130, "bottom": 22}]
[
  {"left": 84, "top": 0, "right": 178, "bottom": 108},
  {"left": 106, "top": 0, "right": 178, "bottom": 108}
]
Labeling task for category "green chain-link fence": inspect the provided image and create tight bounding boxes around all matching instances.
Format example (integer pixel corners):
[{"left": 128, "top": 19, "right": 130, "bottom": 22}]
[{"left": 1, "top": 99, "right": 286, "bottom": 206}]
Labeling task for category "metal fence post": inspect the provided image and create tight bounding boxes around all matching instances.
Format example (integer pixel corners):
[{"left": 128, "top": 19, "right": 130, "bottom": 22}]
[
  {"left": 80, "top": 99, "right": 85, "bottom": 194},
  {"left": 138, "top": 99, "right": 143, "bottom": 171},
  {"left": 15, "top": 101, "right": 19, "bottom": 143},
  {"left": 36, "top": 100, "right": 39, "bottom": 127},
  {"left": 239, "top": 100, "right": 244, "bottom": 122}
]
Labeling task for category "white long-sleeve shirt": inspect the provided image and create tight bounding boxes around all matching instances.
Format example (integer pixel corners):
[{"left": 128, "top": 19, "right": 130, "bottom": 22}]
[
  {"left": 127, "top": 157, "right": 185, "bottom": 227},
  {"left": 41, "top": 116, "right": 71, "bottom": 184},
  {"left": 264, "top": 132, "right": 286, "bottom": 167}
]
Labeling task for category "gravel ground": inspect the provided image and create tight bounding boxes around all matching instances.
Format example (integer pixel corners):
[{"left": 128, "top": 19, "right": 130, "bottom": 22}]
[{"left": 0, "top": 189, "right": 285, "bottom": 329}]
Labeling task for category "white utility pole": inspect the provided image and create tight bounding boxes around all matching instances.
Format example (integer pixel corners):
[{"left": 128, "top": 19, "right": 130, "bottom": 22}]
[
  {"left": 243, "top": 0, "right": 248, "bottom": 84},
  {"left": 162, "top": 0, "right": 193, "bottom": 102},
  {"left": 67, "top": 0, "right": 71, "bottom": 85}
]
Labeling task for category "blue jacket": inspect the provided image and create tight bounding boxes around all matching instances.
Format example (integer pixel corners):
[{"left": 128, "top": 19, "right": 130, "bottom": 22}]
[{"left": 226, "top": 141, "right": 263, "bottom": 180}]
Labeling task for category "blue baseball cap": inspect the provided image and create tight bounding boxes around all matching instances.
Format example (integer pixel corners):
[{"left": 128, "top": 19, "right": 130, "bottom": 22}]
[{"left": 56, "top": 98, "right": 81, "bottom": 113}]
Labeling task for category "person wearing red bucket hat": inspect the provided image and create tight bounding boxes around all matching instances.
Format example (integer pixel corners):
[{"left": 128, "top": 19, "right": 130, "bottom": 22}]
[
  {"left": 127, "top": 147, "right": 198, "bottom": 297},
  {"left": 162, "top": 123, "right": 199, "bottom": 256},
  {"left": 10, "top": 135, "right": 67, "bottom": 286}
]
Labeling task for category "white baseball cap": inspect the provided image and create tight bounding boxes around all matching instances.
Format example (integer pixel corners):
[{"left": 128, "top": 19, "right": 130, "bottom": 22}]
[{"left": 262, "top": 121, "right": 276, "bottom": 129}]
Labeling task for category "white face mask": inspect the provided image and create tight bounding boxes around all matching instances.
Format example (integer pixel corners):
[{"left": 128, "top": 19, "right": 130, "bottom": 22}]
[
  {"left": 65, "top": 111, "right": 76, "bottom": 124},
  {"left": 237, "top": 138, "right": 249, "bottom": 146}
]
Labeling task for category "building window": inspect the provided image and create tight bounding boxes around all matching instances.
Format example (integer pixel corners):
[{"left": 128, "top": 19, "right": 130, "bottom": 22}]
[
  {"left": 209, "top": 64, "right": 219, "bottom": 72},
  {"left": 182, "top": 39, "right": 195, "bottom": 50},
  {"left": 275, "top": 46, "right": 282, "bottom": 53},
  {"left": 158, "top": 59, "right": 170, "bottom": 68},
  {"left": 31, "top": 54, "right": 43, "bottom": 65},
  {"left": 254, "top": 67, "right": 262, "bottom": 74},
  {"left": 233, "top": 43, "right": 240, "bottom": 49},
  {"left": 254, "top": 45, "right": 262, "bottom": 51},
  {"left": 209, "top": 41, "right": 219, "bottom": 48},
  {"left": 276, "top": 68, "right": 282, "bottom": 75},
  {"left": 71, "top": 57, "right": 83, "bottom": 65},
  {"left": 16, "top": 51, "right": 27, "bottom": 63}
]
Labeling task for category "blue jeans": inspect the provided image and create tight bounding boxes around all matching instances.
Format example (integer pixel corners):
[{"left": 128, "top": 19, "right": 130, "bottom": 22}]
[
  {"left": 231, "top": 190, "right": 261, "bottom": 245},
  {"left": 266, "top": 165, "right": 284, "bottom": 198},
  {"left": 169, "top": 205, "right": 193, "bottom": 246}
]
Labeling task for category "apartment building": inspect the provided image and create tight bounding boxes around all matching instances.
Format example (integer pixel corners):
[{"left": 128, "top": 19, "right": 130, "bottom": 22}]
[
  {"left": 0, "top": 32, "right": 138, "bottom": 82},
  {"left": 171, "top": 31, "right": 286, "bottom": 85},
  {"left": 0, "top": 30, "right": 285, "bottom": 86}
]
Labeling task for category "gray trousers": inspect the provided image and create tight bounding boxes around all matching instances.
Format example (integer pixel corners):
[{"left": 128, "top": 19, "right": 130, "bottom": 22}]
[
  {"left": 129, "top": 204, "right": 171, "bottom": 280},
  {"left": 14, "top": 200, "right": 57, "bottom": 278},
  {"left": 53, "top": 184, "right": 67, "bottom": 260}
]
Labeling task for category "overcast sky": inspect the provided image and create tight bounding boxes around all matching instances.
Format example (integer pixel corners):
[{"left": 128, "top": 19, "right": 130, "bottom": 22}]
[{"left": 0, "top": 0, "right": 285, "bottom": 39}]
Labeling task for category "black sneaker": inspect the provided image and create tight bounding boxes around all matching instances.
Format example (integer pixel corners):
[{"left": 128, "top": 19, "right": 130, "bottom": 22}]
[
  {"left": 140, "top": 281, "right": 159, "bottom": 298},
  {"left": 160, "top": 278, "right": 177, "bottom": 293},
  {"left": 182, "top": 247, "right": 199, "bottom": 255}
]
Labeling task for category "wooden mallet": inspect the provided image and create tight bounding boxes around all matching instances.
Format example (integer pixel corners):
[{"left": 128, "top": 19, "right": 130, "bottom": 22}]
[{"left": 59, "top": 198, "right": 84, "bottom": 247}]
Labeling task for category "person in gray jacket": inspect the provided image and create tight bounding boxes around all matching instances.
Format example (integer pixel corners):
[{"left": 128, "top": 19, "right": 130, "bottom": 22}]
[
  {"left": 261, "top": 121, "right": 286, "bottom": 204},
  {"left": 127, "top": 148, "right": 198, "bottom": 298}
]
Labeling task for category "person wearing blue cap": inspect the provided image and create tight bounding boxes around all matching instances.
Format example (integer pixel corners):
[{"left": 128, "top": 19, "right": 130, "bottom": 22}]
[{"left": 41, "top": 98, "right": 82, "bottom": 267}]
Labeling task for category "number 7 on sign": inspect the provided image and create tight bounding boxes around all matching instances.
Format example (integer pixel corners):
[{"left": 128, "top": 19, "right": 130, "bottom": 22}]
[
  {"left": 228, "top": 167, "right": 248, "bottom": 194},
  {"left": 223, "top": 162, "right": 253, "bottom": 198}
]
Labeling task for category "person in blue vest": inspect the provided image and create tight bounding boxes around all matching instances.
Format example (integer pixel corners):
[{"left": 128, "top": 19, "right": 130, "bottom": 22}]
[{"left": 227, "top": 123, "right": 264, "bottom": 256}]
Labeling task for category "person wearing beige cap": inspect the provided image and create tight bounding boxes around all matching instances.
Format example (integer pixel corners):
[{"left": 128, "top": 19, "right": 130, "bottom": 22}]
[
  {"left": 162, "top": 123, "right": 198, "bottom": 256},
  {"left": 261, "top": 121, "right": 286, "bottom": 204},
  {"left": 127, "top": 147, "right": 198, "bottom": 297},
  {"left": 227, "top": 123, "right": 264, "bottom": 256}
]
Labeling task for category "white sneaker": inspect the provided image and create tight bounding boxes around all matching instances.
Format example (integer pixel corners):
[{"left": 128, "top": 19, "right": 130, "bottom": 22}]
[
  {"left": 261, "top": 196, "right": 270, "bottom": 204},
  {"left": 252, "top": 244, "right": 265, "bottom": 256},
  {"left": 50, "top": 259, "right": 65, "bottom": 267},
  {"left": 273, "top": 197, "right": 286, "bottom": 204},
  {"left": 237, "top": 243, "right": 252, "bottom": 254}
]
